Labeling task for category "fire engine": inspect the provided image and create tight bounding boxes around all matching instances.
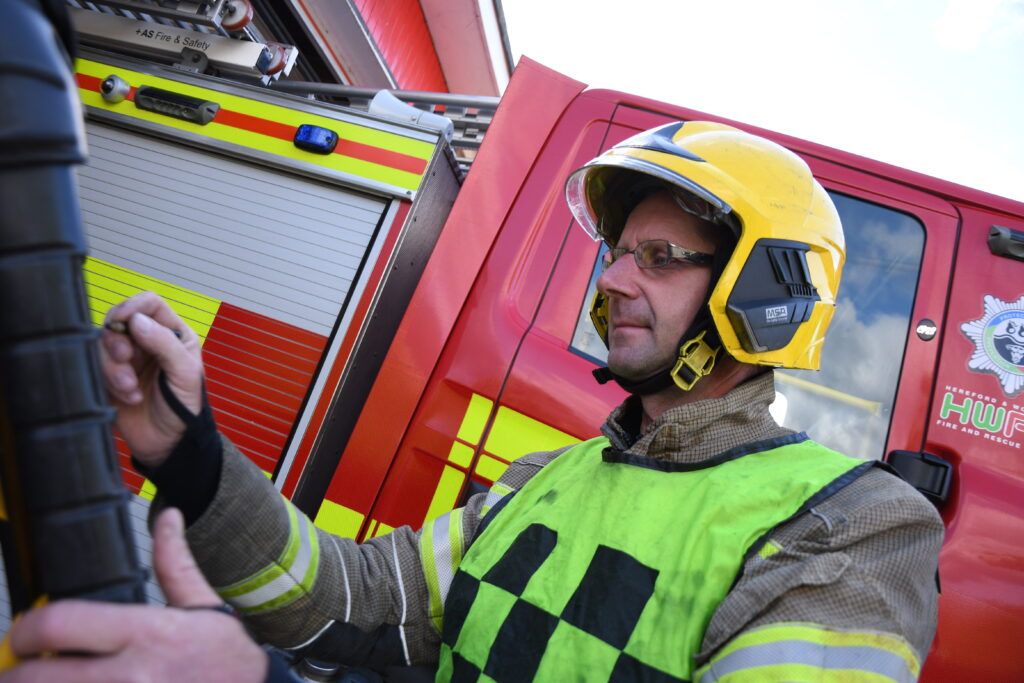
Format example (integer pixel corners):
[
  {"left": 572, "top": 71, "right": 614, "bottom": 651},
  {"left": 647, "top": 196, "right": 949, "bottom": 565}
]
[{"left": 0, "top": 1, "right": 1021, "bottom": 680}]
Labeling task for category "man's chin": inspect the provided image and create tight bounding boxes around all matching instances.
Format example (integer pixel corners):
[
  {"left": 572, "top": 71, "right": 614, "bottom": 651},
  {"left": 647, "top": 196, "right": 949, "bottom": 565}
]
[{"left": 607, "top": 357, "right": 664, "bottom": 383}]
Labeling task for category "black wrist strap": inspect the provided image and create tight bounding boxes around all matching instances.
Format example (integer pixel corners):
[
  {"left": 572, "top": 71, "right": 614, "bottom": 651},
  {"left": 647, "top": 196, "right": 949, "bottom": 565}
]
[
  {"left": 132, "top": 371, "right": 223, "bottom": 526},
  {"left": 157, "top": 369, "right": 201, "bottom": 425}
]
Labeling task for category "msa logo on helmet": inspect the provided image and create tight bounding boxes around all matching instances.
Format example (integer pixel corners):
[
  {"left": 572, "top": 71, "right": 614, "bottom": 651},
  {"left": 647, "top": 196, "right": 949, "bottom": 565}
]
[
  {"left": 961, "top": 294, "right": 1024, "bottom": 397},
  {"left": 765, "top": 305, "right": 789, "bottom": 324}
]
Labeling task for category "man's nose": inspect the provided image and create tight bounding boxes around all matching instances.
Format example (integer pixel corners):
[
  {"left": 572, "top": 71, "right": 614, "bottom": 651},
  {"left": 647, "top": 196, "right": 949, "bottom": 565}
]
[{"left": 596, "top": 253, "right": 640, "bottom": 299}]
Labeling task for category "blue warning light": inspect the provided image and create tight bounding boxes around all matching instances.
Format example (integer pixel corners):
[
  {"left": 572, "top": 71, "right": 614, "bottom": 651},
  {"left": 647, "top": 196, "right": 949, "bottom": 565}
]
[{"left": 294, "top": 124, "right": 339, "bottom": 154}]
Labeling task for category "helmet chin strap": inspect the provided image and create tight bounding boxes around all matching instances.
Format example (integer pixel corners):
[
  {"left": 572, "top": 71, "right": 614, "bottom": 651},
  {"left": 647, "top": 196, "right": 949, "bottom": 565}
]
[{"left": 593, "top": 316, "right": 722, "bottom": 396}]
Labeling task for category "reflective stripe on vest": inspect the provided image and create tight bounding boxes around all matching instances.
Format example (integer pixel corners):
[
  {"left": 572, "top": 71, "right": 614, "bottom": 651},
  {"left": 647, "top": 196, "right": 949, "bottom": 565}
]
[{"left": 437, "top": 433, "right": 867, "bottom": 682}]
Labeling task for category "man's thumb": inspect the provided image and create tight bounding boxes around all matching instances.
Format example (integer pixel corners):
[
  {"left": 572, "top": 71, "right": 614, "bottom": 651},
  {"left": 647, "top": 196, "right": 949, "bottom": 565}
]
[{"left": 152, "top": 507, "right": 223, "bottom": 608}]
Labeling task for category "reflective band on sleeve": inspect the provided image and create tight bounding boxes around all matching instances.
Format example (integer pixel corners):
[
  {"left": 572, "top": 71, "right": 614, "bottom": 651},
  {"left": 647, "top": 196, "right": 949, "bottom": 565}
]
[
  {"left": 419, "top": 508, "right": 465, "bottom": 633},
  {"left": 480, "top": 483, "right": 513, "bottom": 518},
  {"left": 756, "top": 540, "right": 782, "bottom": 560},
  {"left": 216, "top": 500, "right": 320, "bottom": 615},
  {"left": 696, "top": 622, "right": 921, "bottom": 683}
]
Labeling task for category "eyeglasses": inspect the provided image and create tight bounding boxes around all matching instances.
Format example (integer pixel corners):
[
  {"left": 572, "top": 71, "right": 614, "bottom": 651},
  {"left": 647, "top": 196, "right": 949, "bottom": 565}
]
[{"left": 602, "top": 239, "right": 713, "bottom": 270}]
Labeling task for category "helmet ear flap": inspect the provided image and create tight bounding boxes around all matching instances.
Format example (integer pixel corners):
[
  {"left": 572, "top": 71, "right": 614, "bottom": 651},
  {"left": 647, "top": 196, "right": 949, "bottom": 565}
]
[
  {"left": 590, "top": 290, "right": 609, "bottom": 345},
  {"left": 723, "top": 239, "right": 820, "bottom": 354}
]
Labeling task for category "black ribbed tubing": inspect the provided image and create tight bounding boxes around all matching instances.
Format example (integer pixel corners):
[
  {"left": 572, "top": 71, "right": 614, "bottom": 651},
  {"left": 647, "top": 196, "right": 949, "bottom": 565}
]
[{"left": 0, "top": 0, "right": 145, "bottom": 613}]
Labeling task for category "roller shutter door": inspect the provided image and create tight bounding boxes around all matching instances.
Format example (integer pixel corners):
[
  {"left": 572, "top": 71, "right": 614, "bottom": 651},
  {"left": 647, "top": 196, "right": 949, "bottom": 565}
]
[{"left": 79, "top": 121, "right": 391, "bottom": 480}]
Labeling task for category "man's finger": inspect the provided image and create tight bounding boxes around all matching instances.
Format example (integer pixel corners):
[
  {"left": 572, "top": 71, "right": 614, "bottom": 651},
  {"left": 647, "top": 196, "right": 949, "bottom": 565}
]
[
  {"left": 97, "top": 337, "right": 143, "bottom": 406},
  {"left": 105, "top": 291, "right": 195, "bottom": 344},
  {"left": 152, "top": 508, "right": 222, "bottom": 608},
  {"left": 125, "top": 312, "right": 202, "bottom": 414},
  {"left": 9, "top": 602, "right": 145, "bottom": 658},
  {"left": 0, "top": 655, "right": 122, "bottom": 683}
]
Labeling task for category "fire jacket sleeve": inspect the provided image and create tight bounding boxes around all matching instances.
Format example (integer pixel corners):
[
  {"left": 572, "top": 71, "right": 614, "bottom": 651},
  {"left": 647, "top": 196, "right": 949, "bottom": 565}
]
[
  {"left": 693, "top": 468, "right": 944, "bottom": 682},
  {"left": 157, "top": 437, "right": 557, "bottom": 670}
]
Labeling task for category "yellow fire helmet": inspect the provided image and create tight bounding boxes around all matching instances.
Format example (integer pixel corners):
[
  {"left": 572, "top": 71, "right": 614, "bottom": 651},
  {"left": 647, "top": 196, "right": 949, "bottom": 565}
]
[{"left": 565, "top": 121, "right": 845, "bottom": 393}]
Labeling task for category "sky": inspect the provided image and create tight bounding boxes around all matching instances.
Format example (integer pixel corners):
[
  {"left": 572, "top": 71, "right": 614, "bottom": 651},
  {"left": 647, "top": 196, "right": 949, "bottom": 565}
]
[{"left": 500, "top": 0, "right": 1024, "bottom": 204}]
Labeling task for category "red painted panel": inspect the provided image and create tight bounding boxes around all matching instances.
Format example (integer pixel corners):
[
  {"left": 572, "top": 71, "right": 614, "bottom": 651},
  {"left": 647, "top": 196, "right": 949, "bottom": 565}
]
[
  {"left": 320, "top": 61, "right": 588, "bottom": 530},
  {"left": 211, "top": 305, "right": 326, "bottom": 352},
  {"left": 208, "top": 316, "right": 323, "bottom": 371},
  {"left": 205, "top": 376, "right": 297, "bottom": 426},
  {"left": 920, "top": 206, "right": 1024, "bottom": 682},
  {"left": 203, "top": 337, "right": 315, "bottom": 389},
  {"left": 202, "top": 302, "right": 327, "bottom": 475},
  {"left": 363, "top": 107, "right": 614, "bottom": 531},
  {"left": 207, "top": 395, "right": 291, "bottom": 444},
  {"left": 204, "top": 350, "right": 307, "bottom": 399},
  {"left": 352, "top": 0, "right": 447, "bottom": 91},
  {"left": 205, "top": 365, "right": 303, "bottom": 414}
]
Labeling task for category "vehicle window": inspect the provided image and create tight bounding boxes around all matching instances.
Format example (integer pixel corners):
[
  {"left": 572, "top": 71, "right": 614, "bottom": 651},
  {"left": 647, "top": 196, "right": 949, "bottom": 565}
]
[
  {"left": 569, "top": 192, "right": 925, "bottom": 459},
  {"left": 570, "top": 243, "right": 609, "bottom": 363}
]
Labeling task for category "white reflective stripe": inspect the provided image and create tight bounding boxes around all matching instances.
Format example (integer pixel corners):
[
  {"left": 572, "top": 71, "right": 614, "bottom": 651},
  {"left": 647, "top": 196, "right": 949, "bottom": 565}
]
[
  {"left": 330, "top": 535, "right": 353, "bottom": 622},
  {"left": 703, "top": 640, "right": 917, "bottom": 682},
  {"left": 287, "top": 619, "right": 335, "bottom": 651},
  {"left": 431, "top": 508, "right": 464, "bottom": 605},
  {"left": 226, "top": 510, "right": 318, "bottom": 610},
  {"left": 391, "top": 535, "right": 411, "bottom": 666}
]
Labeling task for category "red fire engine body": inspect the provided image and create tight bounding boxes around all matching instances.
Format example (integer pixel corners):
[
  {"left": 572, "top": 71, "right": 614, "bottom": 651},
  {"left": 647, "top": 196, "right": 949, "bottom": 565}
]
[{"left": 33, "top": 46, "right": 1024, "bottom": 682}]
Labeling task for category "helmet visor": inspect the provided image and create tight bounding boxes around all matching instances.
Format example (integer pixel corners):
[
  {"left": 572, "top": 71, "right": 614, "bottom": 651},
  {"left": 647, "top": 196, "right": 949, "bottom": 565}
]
[{"left": 565, "top": 156, "right": 733, "bottom": 243}]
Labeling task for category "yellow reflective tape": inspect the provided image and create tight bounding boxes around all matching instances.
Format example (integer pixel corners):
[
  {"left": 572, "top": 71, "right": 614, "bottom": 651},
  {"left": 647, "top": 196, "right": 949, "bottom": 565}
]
[
  {"left": 457, "top": 394, "right": 493, "bottom": 445},
  {"left": 418, "top": 516, "right": 444, "bottom": 632},
  {"left": 757, "top": 540, "right": 782, "bottom": 560},
  {"left": 702, "top": 663, "right": 897, "bottom": 683},
  {"left": 424, "top": 466, "right": 466, "bottom": 524},
  {"left": 707, "top": 622, "right": 921, "bottom": 679},
  {"left": 484, "top": 406, "right": 580, "bottom": 463},
  {"left": 474, "top": 454, "right": 509, "bottom": 483},
  {"left": 314, "top": 499, "right": 364, "bottom": 539},
  {"left": 77, "top": 60, "right": 435, "bottom": 159},
  {"left": 138, "top": 479, "right": 157, "bottom": 502},
  {"left": 448, "top": 442, "right": 474, "bottom": 468},
  {"left": 84, "top": 257, "right": 220, "bottom": 343},
  {"left": 77, "top": 61, "right": 433, "bottom": 191}
]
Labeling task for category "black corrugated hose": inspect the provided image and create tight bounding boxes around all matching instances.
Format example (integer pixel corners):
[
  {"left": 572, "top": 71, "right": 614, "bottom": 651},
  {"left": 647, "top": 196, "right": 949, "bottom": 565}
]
[{"left": 0, "top": 0, "right": 146, "bottom": 616}]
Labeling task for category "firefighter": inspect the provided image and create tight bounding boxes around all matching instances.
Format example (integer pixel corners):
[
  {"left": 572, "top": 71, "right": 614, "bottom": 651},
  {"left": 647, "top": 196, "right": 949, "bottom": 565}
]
[{"left": 0, "top": 123, "right": 943, "bottom": 682}]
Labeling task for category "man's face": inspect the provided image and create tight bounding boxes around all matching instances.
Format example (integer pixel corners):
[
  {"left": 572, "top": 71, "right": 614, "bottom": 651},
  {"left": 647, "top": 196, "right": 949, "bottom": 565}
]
[{"left": 596, "top": 191, "right": 717, "bottom": 381}]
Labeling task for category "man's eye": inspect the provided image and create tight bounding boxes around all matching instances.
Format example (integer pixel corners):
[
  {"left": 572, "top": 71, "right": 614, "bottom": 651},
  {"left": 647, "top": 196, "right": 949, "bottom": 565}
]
[{"left": 641, "top": 244, "right": 669, "bottom": 266}]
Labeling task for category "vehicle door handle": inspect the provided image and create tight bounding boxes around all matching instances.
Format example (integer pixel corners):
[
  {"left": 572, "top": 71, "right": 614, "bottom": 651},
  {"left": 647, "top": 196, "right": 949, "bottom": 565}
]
[{"left": 885, "top": 450, "right": 953, "bottom": 505}]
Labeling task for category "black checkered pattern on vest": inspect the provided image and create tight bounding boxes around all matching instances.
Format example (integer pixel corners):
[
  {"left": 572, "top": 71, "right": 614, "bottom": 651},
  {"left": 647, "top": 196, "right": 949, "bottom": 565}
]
[{"left": 442, "top": 523, "right": 684, "bottom": 682}]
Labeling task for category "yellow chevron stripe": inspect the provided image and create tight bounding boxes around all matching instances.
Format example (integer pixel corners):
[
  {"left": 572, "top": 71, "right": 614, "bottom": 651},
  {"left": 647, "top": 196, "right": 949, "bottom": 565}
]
[
  {"left": 83, "top": 257, "right": 221, "bottom": 343},
  {"left": 314, "top": 499, "right": 364, "bottom": 539},
  {"left": 483, "top": 405, "right": 580, "bottom": 464}
]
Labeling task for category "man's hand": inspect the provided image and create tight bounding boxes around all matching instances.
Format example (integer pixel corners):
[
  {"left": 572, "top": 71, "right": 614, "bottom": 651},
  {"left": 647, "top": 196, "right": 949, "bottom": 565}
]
[
  {"left": 100, "top": 292, "right": 204, "bottom": 467},
  {"left": 0, "top": 509, "right": 269, "bottom": 683}
]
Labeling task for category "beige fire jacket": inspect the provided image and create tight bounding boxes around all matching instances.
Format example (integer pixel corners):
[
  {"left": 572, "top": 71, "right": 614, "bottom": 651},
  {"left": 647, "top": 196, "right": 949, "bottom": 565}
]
[{"left": 165, "top": 372, "right": 942, "bottom": 680}]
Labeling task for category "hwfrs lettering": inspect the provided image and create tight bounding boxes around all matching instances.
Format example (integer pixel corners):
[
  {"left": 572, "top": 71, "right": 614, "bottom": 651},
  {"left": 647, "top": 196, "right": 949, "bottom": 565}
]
[
  {"left": 935, "top": 387, "right": 1023, "bottom": 450},
  {"left": 961, "top": 294, "right": 1024, "bottom": 397}
]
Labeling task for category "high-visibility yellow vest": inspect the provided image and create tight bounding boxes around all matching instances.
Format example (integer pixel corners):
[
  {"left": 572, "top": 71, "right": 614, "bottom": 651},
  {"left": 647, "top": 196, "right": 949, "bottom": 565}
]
[{"left": 437, "top": 433, "right": 869, "bottom": 682}]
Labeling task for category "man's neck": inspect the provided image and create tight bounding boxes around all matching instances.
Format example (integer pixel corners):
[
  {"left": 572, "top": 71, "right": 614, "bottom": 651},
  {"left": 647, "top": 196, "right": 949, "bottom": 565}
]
[{"left": 639, "top": 359, "right": 762, "bottom": 429}]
